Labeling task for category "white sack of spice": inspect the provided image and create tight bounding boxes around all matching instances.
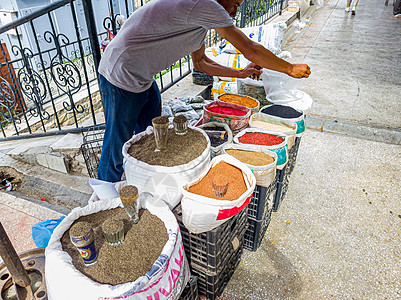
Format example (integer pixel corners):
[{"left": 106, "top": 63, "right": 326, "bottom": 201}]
[
  {"left": 45, "top": 196, "right": 190, "bottom": 300},
  {"left": 181, "top": 154, "right": 256, "bottom": 234},
  {"left": 122, "top": 125, "right": 211, "bottom": 209}
]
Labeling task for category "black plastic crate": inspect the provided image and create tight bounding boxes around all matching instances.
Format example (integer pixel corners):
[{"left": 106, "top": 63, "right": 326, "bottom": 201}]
[
  {"left": 80, "top": 125, "right": 105, "bottom": 179},
  {"left": 244, "top": 210, "right": 272, "bottom": 252},
  {"left": 288, "top": 137, "right": 302, "bottom": 175},
  {"left": 179, "top": 276, "right": 199, "bottom": 300},
  {"left": 273, "top": 166, "right": 290, "bottom": 212},
  {"left": 191, "top": 243, "right": 242, "bottom": 300},
  {"left": 173, "top": 204, "right": 247, "bottom": 275},
  {"left": 246, "top": 179, "right": 277, "bottom": 221},
  {"left": 243, "top": 180, "right": 277, "bottom": 251}
]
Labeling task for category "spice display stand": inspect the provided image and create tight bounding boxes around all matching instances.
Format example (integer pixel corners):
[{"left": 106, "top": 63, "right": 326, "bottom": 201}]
[
  {"left": 173, "top": 204, "right": 247, "bottom": 300},
  {"left": 244, "top": 177, "right": 278, "bottom": 251},
  {"left": 179, "top": 276, "right": 199, "bottom": 300}
]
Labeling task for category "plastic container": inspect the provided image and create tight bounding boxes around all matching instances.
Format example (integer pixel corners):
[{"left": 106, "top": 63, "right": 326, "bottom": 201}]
[
  {"left": 261, "top": 68, "right": 302, "bottom": 102},
  {"left": 203, "top": 101, "right": 251, "bottom": 136},
  {"left": 217, "top": 93, "right": 260, "bottom": 114}
]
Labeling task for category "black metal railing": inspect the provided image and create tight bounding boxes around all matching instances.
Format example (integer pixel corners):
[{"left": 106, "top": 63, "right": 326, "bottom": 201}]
[{"left": 0, "top": 0, "right": 288, "bottom": 141}]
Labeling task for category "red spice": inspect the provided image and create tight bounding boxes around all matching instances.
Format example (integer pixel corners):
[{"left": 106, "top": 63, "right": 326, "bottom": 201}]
[
  {"left": 238, "top": 132, "right": 284, "bottom": 146},
  {"left": 208, "top": 106, "right": 247, "bottom": 116}
]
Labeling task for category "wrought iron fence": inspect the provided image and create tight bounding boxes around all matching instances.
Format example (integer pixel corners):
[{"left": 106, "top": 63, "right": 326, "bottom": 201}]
[{"left": 0, "top": 0, "right": 288, "bottom": 141}]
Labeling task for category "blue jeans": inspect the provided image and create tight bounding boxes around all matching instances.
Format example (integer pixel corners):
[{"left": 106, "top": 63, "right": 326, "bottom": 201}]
[{"left": 97, "top": 74, "right": 161, "bottom": 182}]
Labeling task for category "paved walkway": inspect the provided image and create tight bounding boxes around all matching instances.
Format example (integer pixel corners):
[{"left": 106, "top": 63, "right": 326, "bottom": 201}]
[{"left": 224, "top": 0, "right": 401, "bottom": 298}]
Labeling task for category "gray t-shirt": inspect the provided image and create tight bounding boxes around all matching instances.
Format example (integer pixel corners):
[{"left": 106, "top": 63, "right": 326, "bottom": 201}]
[{"left": 98, "top": 0, "right": 233, "bottom": 93}]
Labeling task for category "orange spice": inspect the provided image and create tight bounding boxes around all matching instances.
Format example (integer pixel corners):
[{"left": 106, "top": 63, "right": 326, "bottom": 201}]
[
  {"left": 187, "top": 161, "right": 247, "bottom": 200},
  {"left": 219, "top": 94, "right": 258, "bottom": 109}
]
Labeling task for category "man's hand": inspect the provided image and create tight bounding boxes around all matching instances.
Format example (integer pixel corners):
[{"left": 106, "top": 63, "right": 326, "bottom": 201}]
[
  {"left": 288, "top": 64, "right": 311, "bottom": 78},
  {"left": 239, "top": 63, "right": 262, "bottom": 80}
]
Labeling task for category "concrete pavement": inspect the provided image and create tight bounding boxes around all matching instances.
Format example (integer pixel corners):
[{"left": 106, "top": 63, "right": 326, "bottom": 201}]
[{"left": 224, "top": 0, "right": 401, "bottom": 298}]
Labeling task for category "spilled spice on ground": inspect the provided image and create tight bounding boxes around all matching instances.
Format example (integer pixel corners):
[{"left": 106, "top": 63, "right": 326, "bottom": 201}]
[
  {"left": 238, "top": 132, "right": 284, "bottom": 146},
  {"left": 225, "top": 149, "right": 275, "bottom": 166},
  {"left": 128, "top": 128, "right": 207, "bottom": 166},
  {"left": 187, "top": 161, "right": 247, "bottom": 200},
  {"left": 61, "top": 208, "right": 168, "bottom": 285}
]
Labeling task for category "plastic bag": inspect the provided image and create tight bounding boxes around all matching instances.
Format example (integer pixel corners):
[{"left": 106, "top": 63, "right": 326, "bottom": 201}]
[
  {"left": 261, "top": 69, "right": 314, "bottom": 111},
  {"left": 32, "top": 216, "right": 65, "bottom": 248},
  {"left": 212, "top": 80, "right": 237, "bottom": 100},
  {"left": 315, "top": 0, "right": 324, "bottom": 8},
  {"left": 100, "top": 28, "right": 115, "bottom": 52},
  {"left": 161, "top": 105, "right": 173, "bottom": 117},
  {"left": 221, "top": 22, "right": 287, "bottom": 56}
]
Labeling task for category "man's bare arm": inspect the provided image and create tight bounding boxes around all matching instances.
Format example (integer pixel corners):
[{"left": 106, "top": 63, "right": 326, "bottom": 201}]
[
  {"left": 191, "top": 44, "right": 262, "bottom": 80},
  {"left": 215, "top": 26, "right": 311, "bottom": 78}
]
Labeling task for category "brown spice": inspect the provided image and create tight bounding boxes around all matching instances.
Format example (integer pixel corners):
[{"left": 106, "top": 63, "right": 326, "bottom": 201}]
[
  {"left": 219, "top": 94, "right": 258, "bottom": 108},
  {"left": 61, "top": 208, "right": 168, "bottom": 285},
  {"left": 70, "top": 221, "right": 92, "bottom": 237},
  {"left": 173, "top": 115, "right": 187, "bottom": 124},
  {"left": 128, "top": 128, "right": 207, "bottom": 166},
  {"left": 102, "top": 218, "right": 123, "bottom": 233},
  {"left": 226, "top": 149, "right": 275, "bottom": 166},
  {"left": 152, "top": 116, "right": 169, "bottom": 125},
  {"left": 119, "top": 185, "right": 138, "bottom": 203},
  {"left": 187, "top": 161, "right": 247, "bottom": 200}
]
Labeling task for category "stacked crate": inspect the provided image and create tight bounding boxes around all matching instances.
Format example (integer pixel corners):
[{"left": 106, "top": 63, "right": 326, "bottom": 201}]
[
  {"left": 173, "top": 204, "right": 247, "bottom": 300},
  {"left": 243, "top": 176, "right": 278, "bottom": 251},
  {"left": 179, "top": 276, "right": 199, "bottom": 300},
  {"left": 273, "top": 137, "right": 302, "bottom": 211}
]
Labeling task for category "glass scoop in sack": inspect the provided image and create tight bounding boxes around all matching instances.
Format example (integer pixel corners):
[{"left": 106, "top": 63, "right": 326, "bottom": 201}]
[
  {"left": 212, "top": 175, "right": 229, "bottom": 198},
  {"left": 119, "top": 185, "right": 140, "bottom": 224}
]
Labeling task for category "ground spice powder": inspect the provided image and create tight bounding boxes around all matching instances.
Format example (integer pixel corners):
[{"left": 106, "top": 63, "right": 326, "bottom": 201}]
[
  {"left": 252, "top": 120, "right": 292, "bottom": 132},
  {"left": 238, "top": 132, "right": 284, "bottom": 146},
  {"left": 187, "top": 161, "right": 247, "bottom": 200},
  {"left": 61, "top": 208, "right": 168, "bottom": 285},
  {"left": 208, "top": 106, "right": 247, "bottom": 116},
  {"left": 218, "top": 94, "right": 258, "bottom": 108},
  {"left": 128, "top": 128, "right": 207, "bottom": 166},
  {"left": 225, "top": 149, "right": 275, "bottom": 166}
]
